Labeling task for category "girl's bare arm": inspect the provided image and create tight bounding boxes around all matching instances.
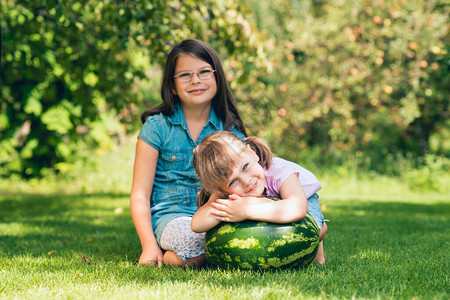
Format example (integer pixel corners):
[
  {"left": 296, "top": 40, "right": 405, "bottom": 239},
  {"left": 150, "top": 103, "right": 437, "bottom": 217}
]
[
  {"left": 130, "top": 139, "right": 163, "bottom": 267},
  {"left": 191, "top": 192, "right": 223, "bottom": 233}
]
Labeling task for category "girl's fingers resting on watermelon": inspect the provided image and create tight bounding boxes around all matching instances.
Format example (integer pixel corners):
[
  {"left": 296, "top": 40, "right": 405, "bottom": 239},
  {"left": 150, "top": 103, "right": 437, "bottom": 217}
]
[{"left": 212, "top": 199, "right": 248, "bottom": 222}]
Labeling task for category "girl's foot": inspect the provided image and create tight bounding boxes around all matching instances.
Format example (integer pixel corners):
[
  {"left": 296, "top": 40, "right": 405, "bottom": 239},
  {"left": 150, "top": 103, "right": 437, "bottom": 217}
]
[
  {"left": 163, "top": 251, "right": 185, "bottom": 267},
  {"left": 163, "top": 251, "right": 206, "bottom": 268}
]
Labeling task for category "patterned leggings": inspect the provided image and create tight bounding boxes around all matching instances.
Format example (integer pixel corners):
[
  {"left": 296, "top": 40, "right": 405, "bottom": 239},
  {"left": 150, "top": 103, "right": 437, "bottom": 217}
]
[{"left": 159, "top": 217, "right": 206, "bottom": 262}]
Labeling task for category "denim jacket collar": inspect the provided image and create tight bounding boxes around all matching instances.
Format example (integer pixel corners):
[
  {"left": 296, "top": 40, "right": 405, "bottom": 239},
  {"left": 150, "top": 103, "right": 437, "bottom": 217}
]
[{"left": 167, "top": 102, "right": 221, "bottom": 131}]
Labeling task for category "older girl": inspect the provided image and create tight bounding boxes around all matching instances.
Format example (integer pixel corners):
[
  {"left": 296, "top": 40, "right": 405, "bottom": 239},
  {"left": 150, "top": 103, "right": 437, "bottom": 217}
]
[{"left": 130, "top": 40, "right": 246, "bottom": 268}]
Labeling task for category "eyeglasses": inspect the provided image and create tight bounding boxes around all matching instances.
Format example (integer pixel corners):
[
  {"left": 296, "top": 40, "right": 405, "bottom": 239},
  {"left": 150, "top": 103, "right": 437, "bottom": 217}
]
[{"left": 174, "top": 69, "right": 216, "bottom": 82}]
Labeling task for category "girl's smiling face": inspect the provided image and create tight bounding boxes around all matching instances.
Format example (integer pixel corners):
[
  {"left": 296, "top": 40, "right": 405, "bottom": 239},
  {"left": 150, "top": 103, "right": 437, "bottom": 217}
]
[
  {"left": 219, "top": 145, "right": 266, "bottom": 198},
  {"left": 172, "top": 54, "right": 217, "bottom": 109}
]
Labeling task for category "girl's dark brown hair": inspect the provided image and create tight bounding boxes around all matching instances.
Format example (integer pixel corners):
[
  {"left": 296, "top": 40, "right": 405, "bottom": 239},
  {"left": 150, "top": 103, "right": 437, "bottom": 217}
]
[
  {"left": 141, "top": 39, "right": 247, "bottom": 136},
  {"left": 193, "top": 131, "right": 273, "bottom": 207}
]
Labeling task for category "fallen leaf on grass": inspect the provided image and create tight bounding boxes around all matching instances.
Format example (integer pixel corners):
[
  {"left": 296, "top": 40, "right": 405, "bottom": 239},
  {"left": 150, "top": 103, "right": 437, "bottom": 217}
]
[
  {"left": 85, "top": 238, "right": 94, "bottom": 242},
  {"left": 80, "top": 255, "right": 91, "bottom": 264},
  {"left": 48, "top": 250, "right": 57, "bottom": 256},
  {"left": 75, "top": 273, "right": 83, "bottom": 279},
  {"left": 114, "top": 207, "right": 124, "bottom": 214}
]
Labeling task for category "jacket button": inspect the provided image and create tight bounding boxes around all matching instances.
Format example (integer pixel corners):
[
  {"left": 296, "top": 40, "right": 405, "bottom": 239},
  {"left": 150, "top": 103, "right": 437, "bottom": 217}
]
[{"left": 171, "top": 155, "right": 176, "bottom": 161}]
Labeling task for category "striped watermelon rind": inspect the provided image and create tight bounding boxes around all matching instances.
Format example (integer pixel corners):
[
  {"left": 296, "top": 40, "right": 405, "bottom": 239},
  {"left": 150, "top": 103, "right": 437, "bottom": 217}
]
[{"left": 205, "top": 213, "right": 320, "bottom": 270}]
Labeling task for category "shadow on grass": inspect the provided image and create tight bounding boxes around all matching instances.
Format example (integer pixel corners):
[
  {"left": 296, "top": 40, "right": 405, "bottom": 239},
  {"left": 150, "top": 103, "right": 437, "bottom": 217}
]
[{"left": 0, "top": 192, "right": 140, "bottom": 263}]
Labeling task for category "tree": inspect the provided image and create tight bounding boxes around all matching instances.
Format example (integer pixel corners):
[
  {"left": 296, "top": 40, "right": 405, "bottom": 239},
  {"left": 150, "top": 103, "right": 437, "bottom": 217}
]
[
  {"left": 236, "top": 0, "right": 449, "bottom": 173},
  {"left": 0, "top": 0, "right": 266, "bottom": 177}
]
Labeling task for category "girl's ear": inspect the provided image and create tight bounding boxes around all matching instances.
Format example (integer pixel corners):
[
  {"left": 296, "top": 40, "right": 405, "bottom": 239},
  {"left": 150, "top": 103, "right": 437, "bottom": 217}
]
[{"left": 172, "top": 88, "right": 177, "bottom": 95}]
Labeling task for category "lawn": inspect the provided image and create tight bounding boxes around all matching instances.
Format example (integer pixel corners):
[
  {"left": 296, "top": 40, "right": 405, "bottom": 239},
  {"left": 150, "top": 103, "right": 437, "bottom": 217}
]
[{"left": 1, "top": 185, "right": 448, "bottom": 299}]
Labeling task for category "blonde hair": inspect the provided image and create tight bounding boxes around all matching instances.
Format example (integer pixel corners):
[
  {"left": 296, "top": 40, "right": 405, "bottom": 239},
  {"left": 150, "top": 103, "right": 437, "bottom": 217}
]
[{"left": 193, "top": 131, "right": 273, "bottom": 207}]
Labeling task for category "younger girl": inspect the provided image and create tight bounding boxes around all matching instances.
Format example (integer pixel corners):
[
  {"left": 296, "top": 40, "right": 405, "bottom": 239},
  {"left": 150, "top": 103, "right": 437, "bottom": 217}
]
[
  {"left": 130, "top": 40, "right": 246, "bottom": 268},
  {"left": 192, "top": 131, "right": 327, "bottom": 264}
]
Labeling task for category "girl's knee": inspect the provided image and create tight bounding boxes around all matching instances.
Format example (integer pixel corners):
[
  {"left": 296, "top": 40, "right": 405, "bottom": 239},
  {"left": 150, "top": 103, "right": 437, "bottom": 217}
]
[{"left": 319, "top": 223, "right": 327, "bottom": 241}]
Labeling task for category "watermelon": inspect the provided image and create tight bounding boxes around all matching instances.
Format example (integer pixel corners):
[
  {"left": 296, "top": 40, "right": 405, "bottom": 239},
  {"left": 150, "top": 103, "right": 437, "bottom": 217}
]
[{"left": 205, "top": 213, "right": 320, "bottom": 270}]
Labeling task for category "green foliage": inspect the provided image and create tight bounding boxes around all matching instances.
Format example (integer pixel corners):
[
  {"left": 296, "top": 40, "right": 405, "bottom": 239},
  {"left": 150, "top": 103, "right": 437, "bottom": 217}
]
[
  {"left": 237, "top": 0, "right": 449, "bottom": 174},
  {"left": 403, "top": 154, "right": 450, "bottom": 191},
  {"left": 1, "top": 0, "right": 448, "bottom": 177},
  {"left": 0, "top": 0, "right": 263, "bottom": 177}
]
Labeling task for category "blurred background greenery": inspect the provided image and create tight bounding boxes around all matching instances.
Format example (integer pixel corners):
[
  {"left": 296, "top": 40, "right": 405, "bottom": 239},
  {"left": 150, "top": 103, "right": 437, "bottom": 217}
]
[{"left": 1, "top": 0, "right": 449, "bottom": 193}]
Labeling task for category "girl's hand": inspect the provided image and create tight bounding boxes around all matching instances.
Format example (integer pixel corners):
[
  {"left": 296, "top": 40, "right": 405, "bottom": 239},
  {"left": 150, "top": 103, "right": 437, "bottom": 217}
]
[
  {"left": 138, "top": 245, "right": 164, "bottom": 268},
  {"left": 210, "top": 194, "right": 248, "bottom": 222}
]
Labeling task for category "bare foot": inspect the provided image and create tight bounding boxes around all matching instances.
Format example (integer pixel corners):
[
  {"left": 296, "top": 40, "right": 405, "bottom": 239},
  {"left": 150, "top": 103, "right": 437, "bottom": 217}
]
[
  {"left": 163, "top": 251, "right": 185, "bottom": 267},
  {"left": 163, "top": 251, "right": 206, "bottom": 268}
]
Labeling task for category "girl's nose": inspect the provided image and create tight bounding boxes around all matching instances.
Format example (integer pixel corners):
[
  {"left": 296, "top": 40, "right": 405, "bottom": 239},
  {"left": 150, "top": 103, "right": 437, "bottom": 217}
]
[
  {"left": 242, "top": 175, "right": 252, "bottom": 187},
  {"left": 190, "top": 72, "right": 201, "bottom": 84}
]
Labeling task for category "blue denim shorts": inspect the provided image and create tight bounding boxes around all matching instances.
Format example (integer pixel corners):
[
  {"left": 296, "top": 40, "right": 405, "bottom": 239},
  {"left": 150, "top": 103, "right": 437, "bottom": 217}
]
[{"left": 307, "top": 193, "right": 326, "bottom": 229}]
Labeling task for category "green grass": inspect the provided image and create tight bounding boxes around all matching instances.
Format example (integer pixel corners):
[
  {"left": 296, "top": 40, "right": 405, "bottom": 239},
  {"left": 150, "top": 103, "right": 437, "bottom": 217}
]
[
  {"left": 1, "top": 140, "right": 449, "bottom": 299},
  {"left": 1, "top": 188, "right": 448, "bottom": 299}
]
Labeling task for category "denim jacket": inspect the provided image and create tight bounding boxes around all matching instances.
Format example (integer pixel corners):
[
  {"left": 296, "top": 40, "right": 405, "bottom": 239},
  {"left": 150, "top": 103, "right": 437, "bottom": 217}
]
[{"left": 138, "top": 102, "right": 245, "bottom": 242}]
